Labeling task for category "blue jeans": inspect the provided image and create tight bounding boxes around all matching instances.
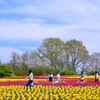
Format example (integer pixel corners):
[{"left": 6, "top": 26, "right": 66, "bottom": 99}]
[{"left": 26, "top": 80, "right": 33, "bottom": 87}]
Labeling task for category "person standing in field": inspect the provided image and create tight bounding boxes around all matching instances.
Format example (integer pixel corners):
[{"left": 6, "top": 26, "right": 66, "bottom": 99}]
[
  {"left": 81, "top": 71, "right": 85, "bottom": 82},
  {"left": 48, "top": 72, "right": 53, "bottom": 82},
  {"left": 56, "top": 72, "right": 60, "bottom": 82},
  {"left": 25, "top": 69, "right": 33, "bottom": 87},
  {"left": 95, "top": 71, "right": 98, "bottom": 82}
]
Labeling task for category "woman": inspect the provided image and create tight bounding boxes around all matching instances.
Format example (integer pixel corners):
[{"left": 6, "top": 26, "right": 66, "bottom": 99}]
[
  {"left": 48, "top": 72, "right": 53, "bottom": 82},
  {"left": 56, "top": 72, "right": 60, "bottom": 82},
  {"left": 95, "top": 71, "right": 98, "bottom": 82},
  {"left": 25, "top": 69, "right": 33, "bottom": 87},
  {"left": 81, "top": 71, "right": 84, "bottom": 82}
]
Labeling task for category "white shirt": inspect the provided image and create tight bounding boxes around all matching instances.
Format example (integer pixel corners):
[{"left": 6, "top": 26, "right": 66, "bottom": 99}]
[
  {"left": 96, "top": 73, "right": 98, "bottom": 79},
  {"left": 49, "top": 74, "right": 53, "bottom": 77},
  {"left": 57, "top": 74, "right": 60, "bottom": 81},
  {"left": 81, "top": 74, "right": 84, "bottom": 79},
  {"left": 29, "top": 72, "right": 33, "bottom": 86},
  {"left": 29, "top": 72, "right": 33, "bottom": 80}
]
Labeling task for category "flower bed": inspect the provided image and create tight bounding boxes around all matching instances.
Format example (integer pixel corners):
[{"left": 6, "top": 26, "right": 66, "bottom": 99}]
[
  {"left": 0, "top": 75, "right": 81, "bottom": 79},
  {"left": 0, "top": 80, "right": 100, "bottom": 86},
  {"left": 0, "top": 76, "right": 100, "bottom": 99},
  {"left": 0, "top": 85, "right": 100, "bottom": 100}
]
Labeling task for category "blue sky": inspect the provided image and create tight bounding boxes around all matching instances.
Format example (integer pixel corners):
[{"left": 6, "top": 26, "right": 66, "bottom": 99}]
[{"left": 0, "top": 0, "right": 100, "bottom": 63}]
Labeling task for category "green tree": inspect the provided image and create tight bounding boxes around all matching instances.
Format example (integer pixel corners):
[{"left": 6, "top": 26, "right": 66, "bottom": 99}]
[
  {"left": 10, "top": 51, "right": 20, "bottom": 72},
  {"left": 9, "top": 51, "right": 30, "bottom": 76},
  {"left": 65, "top": 39, "right": 89, "bottom": 72},
  {"left": 29, "top": 51, "right": 44, "bottom": 67},
  {"left": 33, "top": 66, "right": 46, "bottom": 76},
  {"left": 38, "top": 38, "right": 64, "bottom": 69},
  {"left": 21, "top": 51, "right": 29, "bottom": 64},
  {"left": 14, "top": 63, "right": 29, "bottom": 76},
  {"left": 89, "top": 53, "right": 100, "bottom": 71},
  {"left": 86, "top": 69, "right": 95, "bottom": 75},
  {"left": 0, "top": 60, "right": 1, "bottom": 64},
  {"left": 60, "top": 69, "right": 77, "bottom": 75},
  {"left": 45, "top": 65, "right": 60, "bottom": 75},
  {"left": 80, "top": 57, "right": 91, "bottom": 73},
  {"left": 0, "top": 64, "right": 13, "bottom": 77},
  {"left": 21, "top": 63, "right": 29, "bottom": 76}
]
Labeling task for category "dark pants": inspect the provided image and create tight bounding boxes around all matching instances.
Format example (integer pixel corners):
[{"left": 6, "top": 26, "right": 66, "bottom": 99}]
[
  {"left": 81, "top": 79, "right": 84, "bottom": 82},
  {"left": 95, "top": 79, "right": 98, "bottom": 82},
  {"left": 49, "top": 77, "right": 52, "bottom": 82},
  {"left": 26, "top": 80, "right": 33, "bottom": 87}
]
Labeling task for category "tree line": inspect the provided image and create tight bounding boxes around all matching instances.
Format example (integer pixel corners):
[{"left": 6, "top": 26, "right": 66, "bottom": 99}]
[{"left": 0, "top": 38, "right": 100, "bottom": 76}]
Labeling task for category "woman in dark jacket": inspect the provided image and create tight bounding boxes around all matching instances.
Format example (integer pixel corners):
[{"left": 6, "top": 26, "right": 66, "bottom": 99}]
[{"left": 48, "top": 72, "right": 53, "bottom": 82}]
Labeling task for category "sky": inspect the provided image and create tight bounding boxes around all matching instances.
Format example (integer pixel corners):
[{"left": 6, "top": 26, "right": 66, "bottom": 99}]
[{"left": 0, "top": 0, "right": 100, "bottom": 63}]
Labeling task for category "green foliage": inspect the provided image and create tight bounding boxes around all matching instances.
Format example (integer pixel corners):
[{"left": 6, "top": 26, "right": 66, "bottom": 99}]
[
  {"left": 21, "top": 63, "right": 29, "bottom": 76},
  {"left": 64, "top": 39, "right": 89, "bottom": 72},
  {"left": 60, "top": 69, "right": 77, "bottom": 75},
  {"left": 14, "top": 63, "right": 29, "bottom": 76},
  {"left": 45, "top": 65, "right": 55, "bottom": 74},
  {"left": 8, "top": 38, "right": 90, "bottom": 75},
  {"left": 30, "top": 65, "right": 61, "bottom": 76},
  {"left": 90, "top": 53, "right": 100, "bottom": 71},
  {"left": 38, "top": 38, "right": 64, "bottom": 69},
  {"left": 45, "top": 65, "right": 61, "bottom": 75},
  {"left": 0, "top": 64, "right": 13, "bottom": 77},
  {"left": 86, "top": 69, "right": 95, "bottom": 75},
  {"left": 32, "top": 66, "right": 46, "bottom": 76}
]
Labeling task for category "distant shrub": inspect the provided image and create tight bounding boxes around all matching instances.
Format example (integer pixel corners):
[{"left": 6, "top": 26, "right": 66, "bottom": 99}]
[
  {"left": 0, "top": 64, "right": 13, "bottom": 77},
  {"left": 86, "top": 69, "right": 95, "bottom": 75},
  {"left": 60, "top": 69, "right": 77, "bottom": 75}
]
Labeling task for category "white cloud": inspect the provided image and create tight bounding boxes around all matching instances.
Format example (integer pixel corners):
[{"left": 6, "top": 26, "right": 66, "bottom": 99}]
[
  {"left": 18, "top": 46, "right": 38, "bottom": 50},
  {"left": 0, "top": 47, "right": 23, "bottom": 63},
  {"left": 0, "top": 0, "right": 100, "bottom": 63},
  {"left": 0, "top": 19, "right": 100, "bottom": 41},
  {"left": 1, "top": 0, "right": 100, "bottom": 23}
]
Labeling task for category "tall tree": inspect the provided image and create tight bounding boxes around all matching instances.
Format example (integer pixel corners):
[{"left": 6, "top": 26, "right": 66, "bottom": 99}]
[
  {"left": 89, "top": 53, "right": 100, "bottom": 71},
  {"left": 38, "top": 38, "right": 64, "bottom": 69},
  {"left": 65, "top": 39, "right": 89, "bottom": 72},
  {"left": 80, "top": 57, "right": 91, "bottom": 72},
  {"left": 21, "top": 51, "right": 29, "bottom": 64},
  {"left": 29, "top": 51, "right": 44, "bottom": 67},
  {"left": 10, "top": 51, "right": 20, "bottom": 71}
]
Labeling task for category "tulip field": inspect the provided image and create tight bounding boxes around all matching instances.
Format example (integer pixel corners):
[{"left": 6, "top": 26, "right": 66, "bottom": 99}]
[{"left": 0, "top": 75, "right": 100, "bottom": 100}]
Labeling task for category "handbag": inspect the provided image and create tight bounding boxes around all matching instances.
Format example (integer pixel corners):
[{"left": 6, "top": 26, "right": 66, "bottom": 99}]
[{"left": 29, "top": 80, "right": 33, "bottom": 83}]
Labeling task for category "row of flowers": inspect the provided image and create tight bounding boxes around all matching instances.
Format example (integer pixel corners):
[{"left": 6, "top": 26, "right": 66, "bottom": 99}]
[
  {"left": 0, "top": 78, "right": 98, "bottom": 83},
  {"left": 0, "top": 76, "right": 100, "bottom": 99},
  {"left": 0, "top": 79, "right": 81, "bottom": 82},
  {"left": 0, "top": 80, "right": 100, "bottom": 86},
  {"left": 0, "top": 75, "right": 100, "bottom": 79},
  {"left": 0, "top": 85, "right": 100, "bottom": 100},
  {"left": 0, "top": 75, "right": 81, "bottom": 79}
]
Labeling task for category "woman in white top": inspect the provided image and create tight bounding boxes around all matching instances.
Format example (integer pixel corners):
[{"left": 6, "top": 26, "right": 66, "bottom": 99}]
[
  {"left": 56, "top": 72, "right": 60, "bottom": 82},
  {"left": 95, "top": 71, "right": 98, "bottom": 82},
  {"left": 25, "top": 69, "right": 33, "bottom": 87},
  {"left": 48, "top": 72, "right": 53, "bottom": 82}
]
